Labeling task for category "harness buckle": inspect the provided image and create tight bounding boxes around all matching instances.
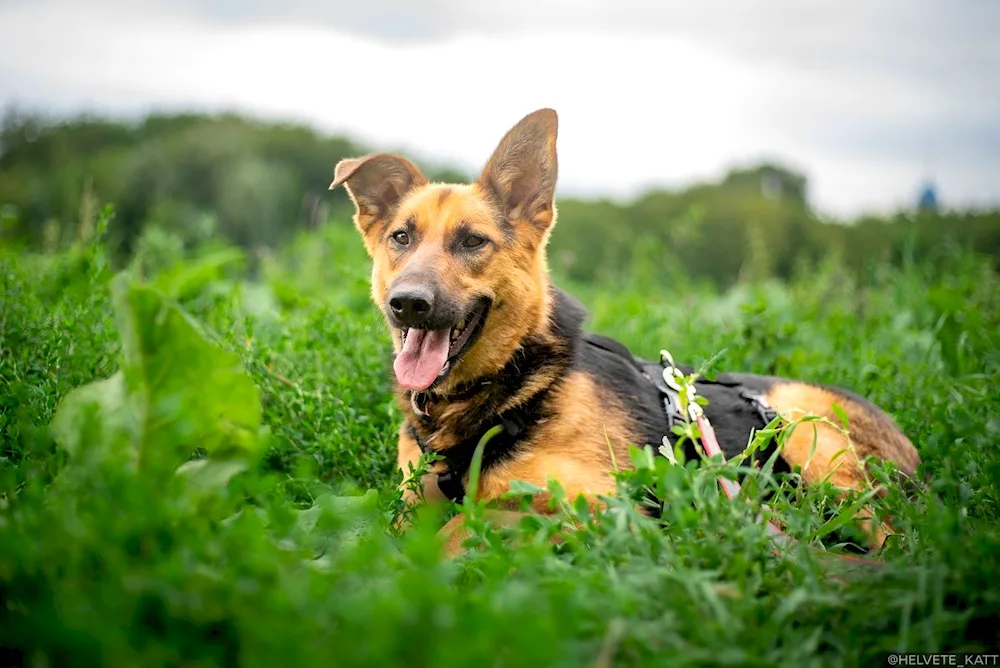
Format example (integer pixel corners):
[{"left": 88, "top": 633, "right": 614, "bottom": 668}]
[{"left": 739, "top": 389, "right": 780, "bottom": 426}]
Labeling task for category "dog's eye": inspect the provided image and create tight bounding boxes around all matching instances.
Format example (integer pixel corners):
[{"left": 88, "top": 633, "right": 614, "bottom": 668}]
[
  {"left": 461, "top": 235, "right": 487, "bottom": 249},
  {"left": 391, "top": 231, "right": 410, "bottom": 246}
]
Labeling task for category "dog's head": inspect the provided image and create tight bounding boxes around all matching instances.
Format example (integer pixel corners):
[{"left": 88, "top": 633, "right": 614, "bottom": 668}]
[{"left": 330, "top": 109, "right": 559, "bottom": 394}]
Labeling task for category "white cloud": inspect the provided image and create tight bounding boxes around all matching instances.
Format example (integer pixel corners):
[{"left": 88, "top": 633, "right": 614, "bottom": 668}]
[{"left": 1, "top": 0, "right": 997, "bottom": 217}]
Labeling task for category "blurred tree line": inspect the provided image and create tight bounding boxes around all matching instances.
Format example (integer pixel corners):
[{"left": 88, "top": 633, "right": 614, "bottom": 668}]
[
  {"left": 2, "top": 108, "right": 998, "bottom": 287},
  {"left": 550, "top": 166, "right": 1000, "bottom": 286}
]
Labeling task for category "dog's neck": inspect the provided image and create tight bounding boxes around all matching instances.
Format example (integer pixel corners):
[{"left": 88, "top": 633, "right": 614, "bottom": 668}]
[{"left": 398, "top": 286, "right": 588, "bottom": 452}]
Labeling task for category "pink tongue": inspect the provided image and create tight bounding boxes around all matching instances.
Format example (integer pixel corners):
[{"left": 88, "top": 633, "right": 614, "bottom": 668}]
[{"left": 393, "top": 328, "right": 451, "bottom": 391}]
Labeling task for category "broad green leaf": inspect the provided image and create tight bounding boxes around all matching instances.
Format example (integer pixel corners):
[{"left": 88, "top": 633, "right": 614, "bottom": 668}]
[
  {"left": 176, "top": 458, "right": 250, "bottom": 491},
  {"left": 49, "top": 371, "right": 134, "bottom": 466},
  {"left": 110, "top": 271, "right": 261, "bottom": 465},
  {"left": 50, "top": 270, "right": 262, "bottom": 475},
  {"left": 294, "top": 491, "right": 380, "bottom": 537},
  {"left": 290, "top": 491, "right": 382, "bottom": 557}
]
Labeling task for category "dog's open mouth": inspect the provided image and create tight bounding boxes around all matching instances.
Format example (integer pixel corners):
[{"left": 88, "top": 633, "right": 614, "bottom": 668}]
[{"left": 393, "top": 299, "right": 490, "bottom": 392}]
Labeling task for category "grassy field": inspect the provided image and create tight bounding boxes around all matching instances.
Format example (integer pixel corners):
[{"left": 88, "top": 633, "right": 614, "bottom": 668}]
[{"left": 1, "top": 209, "right": 999, "bottom": 666}]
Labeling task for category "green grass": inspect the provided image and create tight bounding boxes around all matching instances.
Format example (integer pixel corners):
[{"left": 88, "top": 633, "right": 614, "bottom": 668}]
[{"left": 1, "top": 210, "right": 999, "bottom": 667}]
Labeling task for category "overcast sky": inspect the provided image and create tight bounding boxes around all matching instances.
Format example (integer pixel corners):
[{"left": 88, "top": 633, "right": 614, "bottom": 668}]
[{"left": 1, "top": 0, "right": 997, "bottom": 217}]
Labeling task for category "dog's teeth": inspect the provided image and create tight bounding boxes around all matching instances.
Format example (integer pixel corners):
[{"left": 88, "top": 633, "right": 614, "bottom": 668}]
[
  {"left": 451, "top": 329, "right": 459, "bottom": 341},
  {"left": 437, "top": 361, "right": 450, "bottom": 377},
  {"left": 456, "top": 319, "right": 465, "bottom": 331}
]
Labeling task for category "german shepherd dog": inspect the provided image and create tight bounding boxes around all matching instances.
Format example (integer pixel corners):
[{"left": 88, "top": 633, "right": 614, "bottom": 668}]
[{"left": 330, "top": 109, "right": 920, "bottom": 558}]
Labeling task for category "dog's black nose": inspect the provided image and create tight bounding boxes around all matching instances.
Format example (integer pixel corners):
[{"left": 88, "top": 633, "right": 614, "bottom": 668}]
[{"left": 388, "top": 287, "right": 435, "bottom": 328}]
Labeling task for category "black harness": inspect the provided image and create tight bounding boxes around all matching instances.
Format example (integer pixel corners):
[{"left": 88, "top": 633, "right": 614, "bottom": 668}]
[
  {"left": 407, "top": 398, "right": 537, "bottom": 503},
  {"left": 638, "top": 361, "right": 779, "bottom": 437},
  {"left": 409, "top": 334, "right": 781, "bottom": 503}
]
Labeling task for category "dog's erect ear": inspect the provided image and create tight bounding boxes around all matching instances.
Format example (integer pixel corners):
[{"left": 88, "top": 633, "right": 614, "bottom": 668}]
[
  {"left": 477, "top": 108, "right": 558, "bottom": 233},
  {"left": 329, "top": 153, "right": 427, "bottom": 245}
]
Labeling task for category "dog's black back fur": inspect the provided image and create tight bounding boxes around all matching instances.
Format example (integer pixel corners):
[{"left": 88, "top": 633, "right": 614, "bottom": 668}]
[{"left": 554, "top": 287, "right": 789, "bottom": 470}]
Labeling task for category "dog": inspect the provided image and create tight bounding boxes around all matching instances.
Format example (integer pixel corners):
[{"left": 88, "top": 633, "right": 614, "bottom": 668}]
[{"left": 329, "top": 109, "right": 921, "bottom": 557}]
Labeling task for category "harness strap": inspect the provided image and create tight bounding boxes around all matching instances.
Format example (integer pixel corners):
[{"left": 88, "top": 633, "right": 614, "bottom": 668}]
[
  {"left": 640, "top": 362, "right": 685, "bottom": 431},
  {"left": 639, "top": 360, "right": 781, "bottom": 457},
  {"left": 739, "top": 389, "right": 780, "bottom": 427}
]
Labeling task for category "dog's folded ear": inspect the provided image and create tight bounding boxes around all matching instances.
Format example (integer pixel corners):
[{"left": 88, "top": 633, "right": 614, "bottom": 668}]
[
  {"left": 477, "top": 108, "right": 559, "bottom": 236},
  {"left": 330, "top": 153, "right": 427, "bottom": 247}
]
